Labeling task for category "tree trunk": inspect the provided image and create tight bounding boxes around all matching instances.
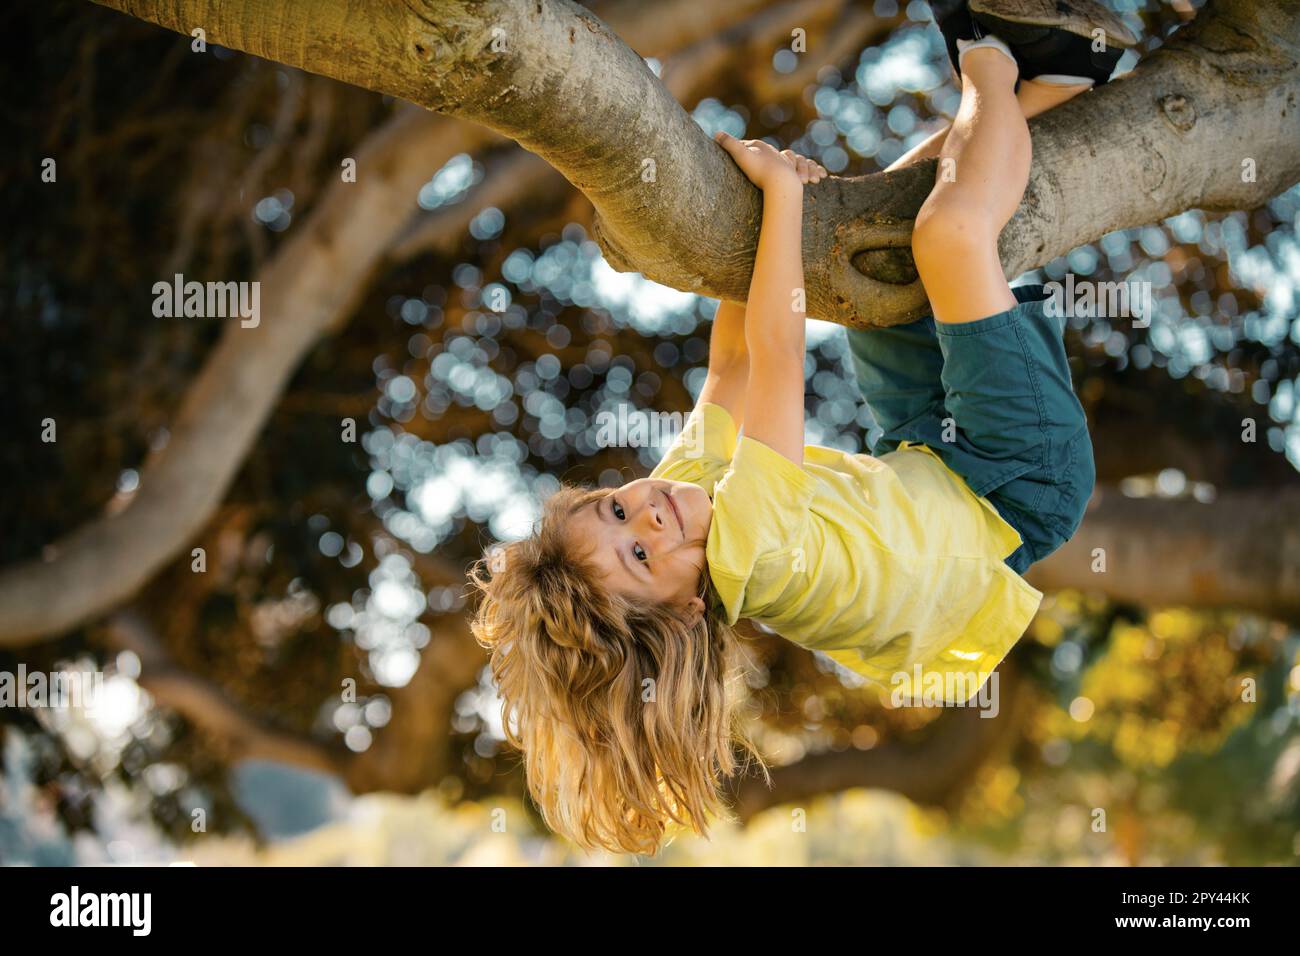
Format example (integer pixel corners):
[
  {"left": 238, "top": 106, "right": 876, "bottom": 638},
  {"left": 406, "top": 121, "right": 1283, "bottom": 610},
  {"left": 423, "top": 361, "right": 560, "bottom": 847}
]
[{"left": 92, "top": 0, "right": 1300, "bottom": 327}]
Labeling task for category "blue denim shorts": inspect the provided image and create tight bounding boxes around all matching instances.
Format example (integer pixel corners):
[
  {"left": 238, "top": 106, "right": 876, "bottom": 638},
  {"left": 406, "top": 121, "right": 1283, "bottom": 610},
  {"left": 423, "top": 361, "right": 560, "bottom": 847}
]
[{"left": 845, "top": 284, "right": 1095, "bottom": 574}]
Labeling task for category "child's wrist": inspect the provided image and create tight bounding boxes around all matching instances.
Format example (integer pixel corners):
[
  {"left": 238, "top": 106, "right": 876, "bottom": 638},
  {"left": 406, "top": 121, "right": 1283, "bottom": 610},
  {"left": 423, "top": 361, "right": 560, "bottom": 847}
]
[
  {"left": 759, "top": 178, "right": 800, "bottom": 217},
  {"left": 761, "top": 178, "right": 804, "bottom": 211},
  {"left": 762, "top": 173, "right": 802, "bottom": 196}
]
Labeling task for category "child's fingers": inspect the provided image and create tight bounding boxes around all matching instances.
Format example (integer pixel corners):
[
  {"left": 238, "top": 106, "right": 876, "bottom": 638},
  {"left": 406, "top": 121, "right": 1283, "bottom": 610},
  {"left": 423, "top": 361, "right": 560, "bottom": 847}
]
[
  {"left": 718, "top": 132, "right": 824, "bottom": 185},
  {"left": 781, "top": 149, "right": 808, "bottom": 182},
  {"left": 714, "top": 130, "right": 742, "bottom": 155},
  {"left": 715, "top": 130, "right": 757, "bottom": 157},
  {"left": 781, "top": 146, "right": 807, "bottom": 177},
  {"left": 781, "top": 150, "right": 828, "bottom": 184}
]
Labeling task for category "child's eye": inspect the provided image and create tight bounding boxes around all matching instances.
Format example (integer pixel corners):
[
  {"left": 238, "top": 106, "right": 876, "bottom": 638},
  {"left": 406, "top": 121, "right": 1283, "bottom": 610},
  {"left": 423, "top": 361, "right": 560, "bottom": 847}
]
[
  {"left": 633, "top": 543, "right": 647, "bottom": 563},
  {"left": 612, "top": 499, "right": 625, "bottom": 521}
]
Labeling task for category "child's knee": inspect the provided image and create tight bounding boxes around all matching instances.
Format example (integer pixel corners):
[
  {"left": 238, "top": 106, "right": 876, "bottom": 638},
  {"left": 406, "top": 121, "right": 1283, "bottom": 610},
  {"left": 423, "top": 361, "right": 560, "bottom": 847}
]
[{"left": 911, "top": 194, "right": 995, "bottom": 276}]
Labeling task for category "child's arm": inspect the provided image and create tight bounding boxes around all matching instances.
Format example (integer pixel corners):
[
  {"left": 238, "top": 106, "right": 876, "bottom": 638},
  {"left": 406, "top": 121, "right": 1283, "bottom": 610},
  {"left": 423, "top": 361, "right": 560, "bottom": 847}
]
[
  {"left": 695, "top": 299, "right": 748, "bottom": 427},
  {"left": 714, "top": 132, "right": 823, "bottom": 465}
]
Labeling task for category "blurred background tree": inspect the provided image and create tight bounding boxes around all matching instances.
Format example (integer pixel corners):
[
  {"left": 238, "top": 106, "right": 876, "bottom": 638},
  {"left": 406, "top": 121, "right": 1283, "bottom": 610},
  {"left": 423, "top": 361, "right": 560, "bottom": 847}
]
[{"left": 1, "top": 0, "right": 1297, "bottom": 865}]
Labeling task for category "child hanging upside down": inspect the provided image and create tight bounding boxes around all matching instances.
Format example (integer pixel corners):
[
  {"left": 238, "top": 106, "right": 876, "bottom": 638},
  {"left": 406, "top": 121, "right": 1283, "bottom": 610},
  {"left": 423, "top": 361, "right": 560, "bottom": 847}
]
[{"left": 469, "top": 0, "right": 1136, "bottom": 855}]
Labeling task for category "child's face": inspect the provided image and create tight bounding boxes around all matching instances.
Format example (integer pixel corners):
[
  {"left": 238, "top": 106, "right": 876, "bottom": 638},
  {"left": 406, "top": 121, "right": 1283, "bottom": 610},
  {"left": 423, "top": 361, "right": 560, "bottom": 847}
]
[{"left": 569, "top": 478, "right": 712, "bottom": 615}]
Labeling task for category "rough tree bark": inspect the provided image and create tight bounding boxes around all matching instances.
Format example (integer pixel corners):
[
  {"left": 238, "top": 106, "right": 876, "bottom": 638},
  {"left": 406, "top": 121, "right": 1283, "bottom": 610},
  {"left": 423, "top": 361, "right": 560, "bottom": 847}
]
[{"left": 91, "top": 0, "right": 1300, "bottom": 327}]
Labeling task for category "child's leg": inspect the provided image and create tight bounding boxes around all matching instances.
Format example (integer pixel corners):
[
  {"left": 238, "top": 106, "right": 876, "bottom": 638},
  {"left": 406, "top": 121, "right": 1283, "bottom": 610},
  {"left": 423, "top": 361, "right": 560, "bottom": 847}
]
[
  {"left": 913, "top": 46, "right": 1095, "bottom": 569},
  {"left": 1016, "top": 76, "right": 1093, "bottom": 117},
  {"left": 887, "top": 77, "right": 1090, "bottom": 171},
  {"left": 853, "top": 62, "right": 1090, "bottom": 455},
  {"left": 910, "top": 45, "right": 1027, "bottom": 325}
]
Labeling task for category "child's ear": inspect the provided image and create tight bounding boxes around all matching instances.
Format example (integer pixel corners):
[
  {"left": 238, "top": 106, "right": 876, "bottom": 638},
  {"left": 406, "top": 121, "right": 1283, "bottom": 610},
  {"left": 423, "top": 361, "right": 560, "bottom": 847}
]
[{"left": 684, "top": 595, "right": 706, "bottom": 628}]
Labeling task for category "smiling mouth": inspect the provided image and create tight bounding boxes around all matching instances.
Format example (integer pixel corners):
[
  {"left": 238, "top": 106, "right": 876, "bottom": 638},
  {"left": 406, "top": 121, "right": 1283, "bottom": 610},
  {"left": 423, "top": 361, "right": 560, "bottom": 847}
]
[{"left": 664, "top": 489, "right": 685, "bottom": 536}]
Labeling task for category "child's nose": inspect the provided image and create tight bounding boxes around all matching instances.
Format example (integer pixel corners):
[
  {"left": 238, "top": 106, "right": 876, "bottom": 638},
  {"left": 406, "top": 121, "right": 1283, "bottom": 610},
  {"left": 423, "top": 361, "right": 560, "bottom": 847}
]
[{"left": 638, "top": 502, "right": 666, "bottom": 533}]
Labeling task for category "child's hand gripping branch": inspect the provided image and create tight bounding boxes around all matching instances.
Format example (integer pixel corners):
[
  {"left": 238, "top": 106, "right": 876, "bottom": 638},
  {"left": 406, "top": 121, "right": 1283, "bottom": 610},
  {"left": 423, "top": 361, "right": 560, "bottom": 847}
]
[{"left": 712, "top": 131, "right": 826, "bottom": 192}]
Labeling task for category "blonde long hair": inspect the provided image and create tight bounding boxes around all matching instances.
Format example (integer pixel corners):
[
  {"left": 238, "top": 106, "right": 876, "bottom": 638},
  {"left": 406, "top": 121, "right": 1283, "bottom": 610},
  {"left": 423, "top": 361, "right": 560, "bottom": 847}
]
[{"left": 468, "top": 485, "right": 764, "bottom": 854}]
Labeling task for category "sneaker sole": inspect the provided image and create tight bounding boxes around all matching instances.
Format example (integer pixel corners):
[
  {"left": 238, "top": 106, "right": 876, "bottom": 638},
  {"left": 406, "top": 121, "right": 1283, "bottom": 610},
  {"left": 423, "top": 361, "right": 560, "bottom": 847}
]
[{"left": 970, "top": 0, "right": 1138, "bottom": 49}]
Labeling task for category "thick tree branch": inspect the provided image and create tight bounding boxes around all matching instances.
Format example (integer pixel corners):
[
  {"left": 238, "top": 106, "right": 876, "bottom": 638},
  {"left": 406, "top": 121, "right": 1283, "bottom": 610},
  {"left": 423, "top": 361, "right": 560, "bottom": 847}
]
[
  {"left": 390, "top": 0, "right": 889, "bottom": 262},
  {"left": 91, "top": 0, "right": 1300, "bottom": 327},
  {"left": 103, "top": 611, "right": 348, "bottom": 775},
  {"left": 1028, "top": 485, "right": 1300, "bottom": 622},
  {"left": 103, "top": 560, "right": 487, "bottom": 796},
  {"left": 727, "top": 662, "right": 1031, "bottom": 821}
]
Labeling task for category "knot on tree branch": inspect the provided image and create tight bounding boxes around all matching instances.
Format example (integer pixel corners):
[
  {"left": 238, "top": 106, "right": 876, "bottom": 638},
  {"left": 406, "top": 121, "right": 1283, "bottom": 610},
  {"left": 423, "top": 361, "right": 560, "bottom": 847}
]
[
  {"left": 798, "top": 161, "right": 938, "bottom": 326},
  {"left": 850, "top": 246, "right": 919, "bottom": 285},
  {"left": 1158, "top": 93, "right": 1197, "bottom": 132}
]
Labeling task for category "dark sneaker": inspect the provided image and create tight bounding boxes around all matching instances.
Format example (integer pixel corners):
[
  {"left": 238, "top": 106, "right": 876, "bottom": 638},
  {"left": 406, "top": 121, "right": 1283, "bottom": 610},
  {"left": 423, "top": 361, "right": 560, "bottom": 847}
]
[{"left": 934, "top": 0, "right": 1137, "bottom": 86}]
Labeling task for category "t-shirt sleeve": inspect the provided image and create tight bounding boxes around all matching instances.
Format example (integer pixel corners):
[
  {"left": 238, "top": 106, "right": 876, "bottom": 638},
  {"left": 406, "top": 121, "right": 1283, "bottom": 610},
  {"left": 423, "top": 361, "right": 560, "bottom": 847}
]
[
  {"left": 649, "top": 401, "right": 738, "bottom": 492},
  {"left": 706, "top": 436, "right": 818, "bottom": 623}
]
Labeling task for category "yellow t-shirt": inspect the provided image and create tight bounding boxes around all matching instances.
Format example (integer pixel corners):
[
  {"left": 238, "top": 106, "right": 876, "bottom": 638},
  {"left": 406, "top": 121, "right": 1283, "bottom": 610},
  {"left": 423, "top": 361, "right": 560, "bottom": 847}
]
[{"left": 650, "top": 402, "right": 1042, "bottom": 703}]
